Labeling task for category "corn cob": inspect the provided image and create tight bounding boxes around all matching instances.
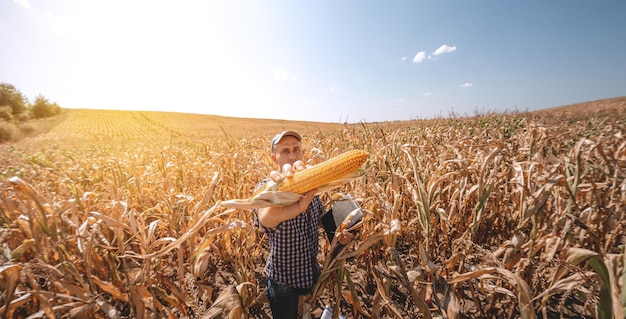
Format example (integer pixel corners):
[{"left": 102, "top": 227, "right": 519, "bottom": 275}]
[{"left": 275, "top": 149, "right": 368, "bottom": 194}]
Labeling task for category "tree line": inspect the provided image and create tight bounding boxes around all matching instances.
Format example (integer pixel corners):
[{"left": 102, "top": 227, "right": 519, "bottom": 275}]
[
  {"left": 0, "top": 82, "right": 63, "bottom": 142},
  {"left": 0, "top": 82, "right": 62, "bottom": 121}
]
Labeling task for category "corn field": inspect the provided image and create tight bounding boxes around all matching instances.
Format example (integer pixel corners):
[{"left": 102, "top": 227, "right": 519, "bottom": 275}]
[{"left": 1, "top": 98, "right": 625, "bottom": 318}]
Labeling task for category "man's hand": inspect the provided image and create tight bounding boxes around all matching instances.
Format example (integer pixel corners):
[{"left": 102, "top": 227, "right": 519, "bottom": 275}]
[
  {"left": 336, "top": 230, "right": 355, "bottom": 245},
  {"left": 269, "top": 160, "right": 308, "bottom": 182}
]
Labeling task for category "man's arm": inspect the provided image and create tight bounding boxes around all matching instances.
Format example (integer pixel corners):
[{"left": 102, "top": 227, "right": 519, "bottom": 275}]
[{"left": 256, "top": 189, "right": 317, "bottom": 229}]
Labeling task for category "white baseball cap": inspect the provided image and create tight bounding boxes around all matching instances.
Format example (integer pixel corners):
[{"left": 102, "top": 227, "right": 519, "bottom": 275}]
[{"left": 270, "top": 130, "right": 302, "bottom": 151}]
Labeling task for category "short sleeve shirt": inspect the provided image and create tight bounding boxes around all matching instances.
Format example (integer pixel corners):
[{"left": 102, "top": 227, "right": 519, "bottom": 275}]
[{"left": 254, "top": 179, "right": 324, "bottom": 289}]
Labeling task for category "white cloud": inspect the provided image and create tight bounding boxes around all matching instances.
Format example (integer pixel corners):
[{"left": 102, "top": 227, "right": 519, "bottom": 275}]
[
  {"left": 412, "top": 51, "right": 426, "bottom": 63},
  {"left": 424, "top": 92, "right": 433, "bottom": 96},
  {"left": 397, "top": 98, "right": 404, "bottom": 102},
  {"left": 12, "top": 0, "right": 30, "bottom": 9},
  {"left": 273, "top": 68, "right": 289, "bottom": 81},
  {"left": 410, "top": 44, "right": 454, "bottom": 64},
  {"left": 400, "top": 56, "right": 407, "bottom": 61},
  {"left": 433, "top": 45, "right": 457, "bottom": 56},
  {"left": 460, "top": 82, "right": 473, "bottom": 88}
]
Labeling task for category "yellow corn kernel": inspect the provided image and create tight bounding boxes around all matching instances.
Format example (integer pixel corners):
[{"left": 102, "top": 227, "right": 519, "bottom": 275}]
[{"left": 276, "top": 150, "right": 368, "bottom": 194}]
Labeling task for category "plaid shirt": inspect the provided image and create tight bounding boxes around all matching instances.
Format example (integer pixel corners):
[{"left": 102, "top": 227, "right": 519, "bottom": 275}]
[{"left": 254, "top": 180, "right": 324, "bottom": 289}]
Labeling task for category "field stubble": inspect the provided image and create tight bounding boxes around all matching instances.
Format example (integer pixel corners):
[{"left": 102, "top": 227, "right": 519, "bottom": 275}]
[{"left": 1, "top": 98, "right": 625, "bottom": 318}]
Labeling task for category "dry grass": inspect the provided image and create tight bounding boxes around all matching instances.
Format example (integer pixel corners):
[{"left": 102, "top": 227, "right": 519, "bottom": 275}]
[{"left": 1, "top": 97, "right": 625, "bottom": 318}]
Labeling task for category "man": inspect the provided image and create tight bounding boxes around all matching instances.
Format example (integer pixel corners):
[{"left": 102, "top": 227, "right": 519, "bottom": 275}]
[{"left": 255, "top": 130, "right": 353, "bottom": 319}]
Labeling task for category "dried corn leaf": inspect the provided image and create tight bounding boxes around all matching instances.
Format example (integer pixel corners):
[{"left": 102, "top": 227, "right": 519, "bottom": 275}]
[
  {"left": 67, "top": 302, "right": 95, "bottom": 318},
  {"left": 0, "top": 293, "right": 32, "bottom": 318},
  {"left": 97, "top": 296, "right": 120, "bottom": 319},
  {"left": 533, "top": 271, "right": 592, "bottom": 306},
  {"left": 88, "top": 211, "right": 131, "bottom": 230},
  {"left": 203, "top": 285, "right": 242, "bottom": 319},
  {"left": 122, "top": 204, "right": 232, "bottom": 259},
  {"left": 92, "top": 276, "right": 128, "bottom": 302},
  {"left": 129, "top": 284, "right": 151, "bottom": 319},
  {"left": 10, "top": 238, "right": 34, "bottom": 260},
  {"left": 448, "top": 267, "right": 536, "bottom": 319},
  {"left": 0, "top": 264, "right": 22, "bottom": 317},
  {"left": 235, "top": 282, "right": 257, "bottom": 309},
  {"left": 149, "top": 285, "right": 187, "bottom": 316},
  {"left": 35, "top": 291, "right": 55, "bottom": 319},
  {"left": 564, "top": 248, "right": 614, "bottom": 319}
]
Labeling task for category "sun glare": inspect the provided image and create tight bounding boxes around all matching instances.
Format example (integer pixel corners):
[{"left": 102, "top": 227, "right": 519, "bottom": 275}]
[{"left": 48, "top": 1, "right": 279, "bottom": 118}]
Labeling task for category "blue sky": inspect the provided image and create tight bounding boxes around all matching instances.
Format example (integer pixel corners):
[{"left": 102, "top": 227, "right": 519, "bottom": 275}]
[{"left": 2, "top": 0, "right": 625, "bottom": 123}]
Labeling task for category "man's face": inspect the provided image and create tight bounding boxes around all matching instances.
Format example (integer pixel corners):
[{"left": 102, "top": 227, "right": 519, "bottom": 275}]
[{"left": 271, "top": 136, "right": 303, "bottom": 168}]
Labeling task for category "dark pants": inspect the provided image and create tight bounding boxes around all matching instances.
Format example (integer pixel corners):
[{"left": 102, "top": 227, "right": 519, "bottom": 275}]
[{"left": 267, "top": 278, "right": 311, "bottom": 319}]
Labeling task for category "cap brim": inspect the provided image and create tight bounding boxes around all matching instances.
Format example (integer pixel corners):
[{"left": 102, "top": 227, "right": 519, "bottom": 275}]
[{"left": 271, "top": 131, "right": 302, "bottom": 150}]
